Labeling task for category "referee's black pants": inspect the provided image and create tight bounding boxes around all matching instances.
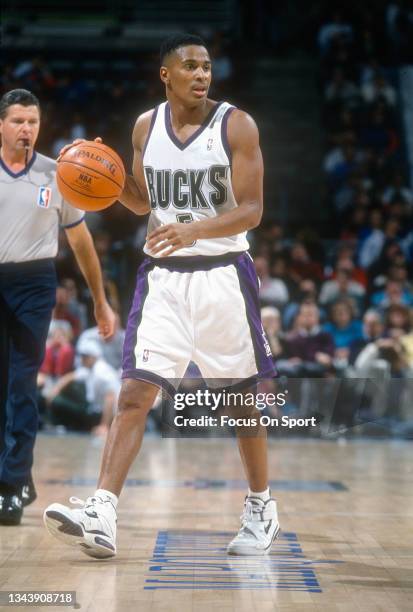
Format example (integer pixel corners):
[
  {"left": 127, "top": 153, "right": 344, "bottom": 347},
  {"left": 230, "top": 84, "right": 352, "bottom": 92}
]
[{"left": 0, "top": 259, "right": 56, "bottom": 488}]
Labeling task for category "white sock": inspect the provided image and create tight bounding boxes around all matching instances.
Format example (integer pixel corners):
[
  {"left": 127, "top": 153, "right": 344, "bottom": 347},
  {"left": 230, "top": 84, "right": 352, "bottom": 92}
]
[
  {"left": 94, "top": 488, "right": 118, "bottom": 509},
  {"left": 248, "top": 487, "right": 271, "bottom": 502}
]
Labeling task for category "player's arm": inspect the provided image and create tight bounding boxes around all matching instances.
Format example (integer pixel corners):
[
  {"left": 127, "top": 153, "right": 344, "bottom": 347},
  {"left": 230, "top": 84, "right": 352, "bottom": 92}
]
[
  {"left": 65, "top": 221, "right": 116, "bottom": 339},
  {"left": 146, "top": 110, "right": 263, "bottom": 255},
  {"left": 117, "top": 112, "right": 152, "bottom": 216}
]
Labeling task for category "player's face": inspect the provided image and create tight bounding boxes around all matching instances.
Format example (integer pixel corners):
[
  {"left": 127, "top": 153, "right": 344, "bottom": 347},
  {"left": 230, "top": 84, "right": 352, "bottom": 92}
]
[
  {"left": 0, "top": 104, "right": 40, "bottom": 153},
  {"left": 161, "top": 45, "right": 212, "bottom": 104}
]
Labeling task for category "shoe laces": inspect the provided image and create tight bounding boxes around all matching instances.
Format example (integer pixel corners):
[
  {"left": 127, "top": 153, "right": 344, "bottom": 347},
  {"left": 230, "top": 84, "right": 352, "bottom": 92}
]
[
  {"left": 69, "top": 496, "right": 86, "bottom": 506},
  {"left": 240, "top": 497, "right": 265, "bottom": 524},
  {"left": 69, "top": 495, "right": 112, "bottom": 520},
  {"left": 70, "top": 494, "right": 111, "bottom": 505},
  {"left": 69, "top": 496, "right": 101, "bottom": 507},
  {"left": 69, "top": 495, "right": 108, "bottom": 512}
]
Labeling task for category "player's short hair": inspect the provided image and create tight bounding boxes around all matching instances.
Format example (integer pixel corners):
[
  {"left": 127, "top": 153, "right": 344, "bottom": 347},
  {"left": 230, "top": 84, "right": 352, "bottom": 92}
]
[
  {"left": 0, "top": 89, "right": 40, "bottom": 119},
  {"left": 160, "top": 33, "right": 207, "bottom": 65}
]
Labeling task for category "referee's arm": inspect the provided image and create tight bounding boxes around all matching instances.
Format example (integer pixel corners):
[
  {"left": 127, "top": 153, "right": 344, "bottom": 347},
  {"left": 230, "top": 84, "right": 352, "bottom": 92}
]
[{"left": 65, "top": 221, "right": 116, "bottom": 339}]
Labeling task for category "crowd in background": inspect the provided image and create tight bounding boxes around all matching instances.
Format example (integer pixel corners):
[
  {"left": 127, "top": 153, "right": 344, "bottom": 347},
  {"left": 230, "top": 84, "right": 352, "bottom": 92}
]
[
  {"left": 2, "top": 2, "right": 413, "bottom": 435},
  {"left": 253, "top": 4, "right": 413, "bottom": 375}
]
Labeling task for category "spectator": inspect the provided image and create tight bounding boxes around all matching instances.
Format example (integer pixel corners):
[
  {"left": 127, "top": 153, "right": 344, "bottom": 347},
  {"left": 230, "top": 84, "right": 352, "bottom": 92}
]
[
  {"left": 368, "top": 242, "right": 407, "bottom": 285},
  {"left": 371, "top": 280, "right": 413, "bottom": 309},
  {"left": 327, "top": 144, "right": 363, "bottom": 190},
  {"left": 277, "top": 303, "right": 335, "bottom": 377},
  {"left": 318, "top": 12, "right": 354, "bottom": 54},
  {"left": 270, "top": 254, "right": 296, "bottom": 296},
  {"left": 360, "top": 57, "right": 382, "bottom": 85},
  {"left": 77, "top": 312, "right": 125, "bottom": 371},
  {"left": 324, "top": 135, "right": 357, "bottom": 174},
  {"left": 341, "top": 203, "right": 370, "bottom": 241},
  {"left": 361, "top": 72, "right": 397, "bottom": 107},
  {"left": 384, "top": 304, "right": 411, "bottom": 338},
  {"left": 355, "top": 207, "right": 383, "bottom": 248},
  {"left": 40, "top": 322, "right": 74, "bottom": 380},
  {"left": 260, "top": 306, "right": 283, "bottom": 359},
  {"left": 332, "top": 252, "right": 368, "bottom": 288},
  {"left": 324, "top": 69, "right": 360, "bottom": 109},
  {"left": 355, "top": 336, "right": 407, "bottom": 378},
  {"left": 387, "top": 264, "right": 413, "bottom": 294},
  {"left": 288, "top": 242, "right": 323, "bottom": 285},
  {"left": 319, "top": 265, "right": 365, "bottom": 310},
  {"left": 12, "top": 57, "right": 55, "bottom": 93},
  {"left": 381, "top": 171, "right": 413, "bottom": 208},
  {"left": 52, "top": 285, "right": 82, "bottom": 339},
  {"left": 359, "top": 218, "right": 401, "bottom": 269},
  {"left": 61, "top": 277, "right": 88, "bottom": 332},
  {"left": 360, "top": 106, "right": 398, "bottom": 155},
  {"left": 349, "top": 309, "right": 385, "bottom": 364},
  {"left": 282, "top": 280, "right": 322, "bottom": 330},
  {"left": 323, "top": 300, "right": 363, "bottom": 362},
  {"left": 254, "top": 256, "right": 289, "bottom": 306},
  {"left": 47, "top": 339, "right": 120, "bottom": 436}
]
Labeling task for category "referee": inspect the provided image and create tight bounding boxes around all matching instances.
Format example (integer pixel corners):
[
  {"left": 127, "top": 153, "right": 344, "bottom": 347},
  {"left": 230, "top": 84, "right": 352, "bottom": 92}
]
[{"left": 0, "top": 89, "right": 115, "bottom": 525}]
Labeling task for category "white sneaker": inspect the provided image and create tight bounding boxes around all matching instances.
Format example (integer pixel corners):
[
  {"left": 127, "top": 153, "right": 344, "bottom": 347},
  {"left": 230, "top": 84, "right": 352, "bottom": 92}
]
[
  {"left": 43, "top": 494, "right": 117, "bottom": 559},
  {"left": 227, "top": 495, "right": 280, "bottom": 555}
]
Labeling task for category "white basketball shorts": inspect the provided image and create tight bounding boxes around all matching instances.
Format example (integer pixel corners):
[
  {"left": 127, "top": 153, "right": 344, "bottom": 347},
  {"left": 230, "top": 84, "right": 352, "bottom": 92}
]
[{"left": 122, "top": 252, "right": 276, "bottom": 394}]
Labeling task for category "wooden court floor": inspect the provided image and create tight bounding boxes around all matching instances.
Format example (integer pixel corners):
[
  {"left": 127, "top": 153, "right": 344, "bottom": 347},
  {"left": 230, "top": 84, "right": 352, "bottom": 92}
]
[{"left": 0, "top": 435, "right": 412, "bottom": 612}]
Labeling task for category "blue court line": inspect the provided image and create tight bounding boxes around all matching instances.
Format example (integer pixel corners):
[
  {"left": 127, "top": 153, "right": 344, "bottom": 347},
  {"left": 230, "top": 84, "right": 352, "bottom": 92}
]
[
  {"left": 144, "top": 586, "right": 323, "bottom": 592},
  {"left": 44, "top": 477, "right": 347, "bottom": 492},
  {"left": 144, "top": 530, "right": 340, "bottom": 592}
]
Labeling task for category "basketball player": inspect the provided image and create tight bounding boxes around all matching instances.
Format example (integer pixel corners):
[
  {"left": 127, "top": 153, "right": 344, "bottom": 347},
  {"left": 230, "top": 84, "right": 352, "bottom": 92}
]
[
  {"left": 0, "top": 89, "right": 116, "bottom": 525},
  {"left": 44, "top": 34, "right": 280, "bottom": 556}
]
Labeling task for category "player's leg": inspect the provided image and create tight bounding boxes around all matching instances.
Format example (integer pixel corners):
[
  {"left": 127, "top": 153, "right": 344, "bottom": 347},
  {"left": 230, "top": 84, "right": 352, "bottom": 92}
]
[
  {"left": 192, "top": 257, "right": 279, "bottom": 554},
  {"left": 97, "top": 379, "right": 159, "bottom": 495},
  {"left": 229, "top": 400, "right": 279, "bottom": 555},
  {"left": 236, "top": 421, "right": 268, "bottom": 493},
  {"left": 43, "top": 378, "right": 158, "bottom": 558},
  {"left": 43, "top": 261, "right": 191, "bottom": 558}
]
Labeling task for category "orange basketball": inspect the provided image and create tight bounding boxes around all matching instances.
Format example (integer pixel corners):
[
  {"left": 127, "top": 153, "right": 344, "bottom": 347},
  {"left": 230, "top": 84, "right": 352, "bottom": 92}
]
[{"left": 56, "top": 141, "right": 126, "bottom": 211}]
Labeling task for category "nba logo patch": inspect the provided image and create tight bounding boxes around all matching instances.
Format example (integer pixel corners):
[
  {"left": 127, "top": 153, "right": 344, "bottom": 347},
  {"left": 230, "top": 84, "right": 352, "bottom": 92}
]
[
  {"left": 37, "top": 186, "right": 52, "bottom": 208},
  {"left": 143, "top": 349, "right": 150, "bottom": 362}
]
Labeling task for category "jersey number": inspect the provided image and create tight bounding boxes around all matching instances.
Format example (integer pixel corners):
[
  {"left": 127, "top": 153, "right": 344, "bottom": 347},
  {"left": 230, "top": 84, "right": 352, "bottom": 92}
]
[{"left": 176, "top": 213, "right": 196, "bottom": 247}]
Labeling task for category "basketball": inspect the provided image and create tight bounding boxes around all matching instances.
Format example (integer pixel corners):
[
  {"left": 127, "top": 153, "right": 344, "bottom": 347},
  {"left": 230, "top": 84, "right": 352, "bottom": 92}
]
[{"left": 56, "top": 141, "right": 126, "bottom": 211}]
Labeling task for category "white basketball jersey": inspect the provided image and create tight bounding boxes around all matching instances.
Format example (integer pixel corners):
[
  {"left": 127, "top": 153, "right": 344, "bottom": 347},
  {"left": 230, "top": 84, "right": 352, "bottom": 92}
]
[{"left": 142, "top": 101, "right": 249, "bottom": 257}]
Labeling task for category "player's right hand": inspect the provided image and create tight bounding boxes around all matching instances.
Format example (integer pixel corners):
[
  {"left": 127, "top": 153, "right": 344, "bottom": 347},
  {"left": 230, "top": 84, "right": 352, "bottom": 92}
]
[{"left": 57, "top": 137, "right": 103, "bottom": 161}]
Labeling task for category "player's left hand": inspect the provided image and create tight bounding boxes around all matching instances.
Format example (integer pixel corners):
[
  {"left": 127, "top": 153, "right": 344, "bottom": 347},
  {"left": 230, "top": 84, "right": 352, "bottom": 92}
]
[
  {"left": 146, "top": 223, "right": 198, "bottom": 256},
  {"left": 94, "top": 300, "right": 116, "bottom": 340}
]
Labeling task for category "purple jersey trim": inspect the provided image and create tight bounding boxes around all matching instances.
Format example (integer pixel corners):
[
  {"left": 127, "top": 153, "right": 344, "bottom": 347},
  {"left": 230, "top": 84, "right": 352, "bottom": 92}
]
[
  {"left": 61, "top": 215, "right": 85, "bottom": 229},
  {"left": 234, "top": 253, "right": 277, "bottom": 378},
  {"left": 122, "top": 257, "right": 154, "bottom": 373},
  {"left": 164, "top": 101, "right": 224, "bottom": 151},
  {"left": 122, "top": 369, "right": 176, "bottom": 398},
  {"left": 142, "top": 106, "right": 159, "bottom": 159},
  {"left": 221, "top": 106, "right": 236, "bottom": 166}
]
